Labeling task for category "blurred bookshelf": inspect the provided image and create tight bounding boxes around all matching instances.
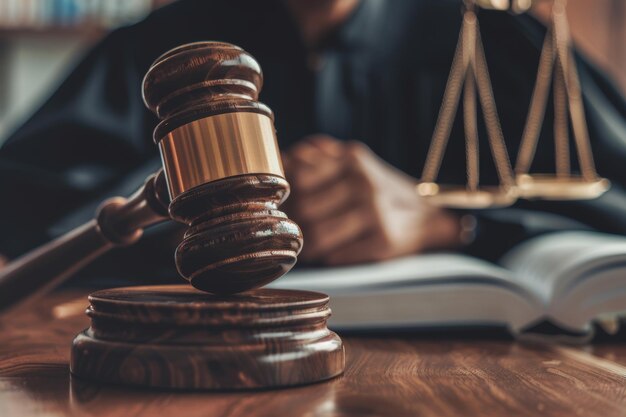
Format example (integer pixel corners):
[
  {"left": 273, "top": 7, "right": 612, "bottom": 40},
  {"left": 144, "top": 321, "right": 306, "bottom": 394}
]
[
  {"left": 0, "top": 0, "right": 173, "bottom": 37},
  {"left": 0, "top": 0, "right": 175, "bottom": 141}
]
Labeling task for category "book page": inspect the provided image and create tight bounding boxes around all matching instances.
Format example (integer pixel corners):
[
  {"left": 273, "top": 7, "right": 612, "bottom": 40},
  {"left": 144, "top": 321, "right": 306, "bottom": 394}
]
[
  {"left": 501, "top": 231, "right": 626, "bottom": 302},
  {"left": 273, "top": 253, "right": 530, "bottom": 297},
  {"left": 271, "top": 254, "right": 543, "bottom": 331}
]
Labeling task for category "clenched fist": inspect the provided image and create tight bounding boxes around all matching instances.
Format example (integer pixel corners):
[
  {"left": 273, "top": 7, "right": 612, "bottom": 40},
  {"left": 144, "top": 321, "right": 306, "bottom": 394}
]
[{"left": 283, "top": 136, "right": 463, "bottom": 266}]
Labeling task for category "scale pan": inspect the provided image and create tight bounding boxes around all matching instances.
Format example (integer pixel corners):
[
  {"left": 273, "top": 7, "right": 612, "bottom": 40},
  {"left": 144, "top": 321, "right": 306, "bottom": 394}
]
[
  {"left": 416, "top": 182, "right": 518, "bottom": 209},
  {"left": 516, "top": 174, "right": 610, "bottom": 200}
]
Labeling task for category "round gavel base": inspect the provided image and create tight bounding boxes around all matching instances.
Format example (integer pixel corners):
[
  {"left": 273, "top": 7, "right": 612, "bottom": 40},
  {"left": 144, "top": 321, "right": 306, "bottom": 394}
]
[{"left": 70, "top": 285, "right": 344, "bottom": 390}]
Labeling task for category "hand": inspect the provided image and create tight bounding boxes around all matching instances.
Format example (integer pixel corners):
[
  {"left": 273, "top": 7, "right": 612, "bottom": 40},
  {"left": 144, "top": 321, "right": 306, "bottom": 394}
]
[{"left": 282, "top": 136, "right": 463, "bottom": 266}]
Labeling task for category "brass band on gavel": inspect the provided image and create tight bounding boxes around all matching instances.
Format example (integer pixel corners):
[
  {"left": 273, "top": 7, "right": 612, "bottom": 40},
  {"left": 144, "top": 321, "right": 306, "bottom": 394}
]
[{"left": 158, "top": 112, "right": 284, "bottom": 199}]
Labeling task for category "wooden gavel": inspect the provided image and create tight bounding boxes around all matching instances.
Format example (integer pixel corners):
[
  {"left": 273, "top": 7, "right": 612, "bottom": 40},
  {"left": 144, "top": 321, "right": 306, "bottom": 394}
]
[{"left": 0, "top": 42, "right": 303, "bottom": 312}]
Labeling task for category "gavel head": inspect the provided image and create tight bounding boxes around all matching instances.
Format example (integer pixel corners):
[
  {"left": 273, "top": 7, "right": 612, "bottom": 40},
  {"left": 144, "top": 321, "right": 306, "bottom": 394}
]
[{"left": 142, "top": 41, "right": 302, "bottom": 295}]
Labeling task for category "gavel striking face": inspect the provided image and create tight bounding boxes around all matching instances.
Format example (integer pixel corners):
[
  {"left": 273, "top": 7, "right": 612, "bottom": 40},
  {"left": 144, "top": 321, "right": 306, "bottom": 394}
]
[{"left": 142, "top": 42, "right": 303, "bottom": 295}]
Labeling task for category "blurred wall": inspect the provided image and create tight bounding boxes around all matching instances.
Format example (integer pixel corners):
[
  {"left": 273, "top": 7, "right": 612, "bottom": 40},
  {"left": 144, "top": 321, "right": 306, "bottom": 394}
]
[
  {"left": 0, "top": 35, "right": 90, "bottom": 140},
  {"left": 0, "top": 0, "right": 172, "bottom": 141},
  {"left": 534, "top": 0, "right": 626, "bottom": 94}
]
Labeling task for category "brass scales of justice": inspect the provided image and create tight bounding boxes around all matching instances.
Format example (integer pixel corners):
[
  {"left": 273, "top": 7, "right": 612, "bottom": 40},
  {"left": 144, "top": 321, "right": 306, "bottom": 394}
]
[{"left": 416, "top": 0, "right": 610, "bottom": 209}]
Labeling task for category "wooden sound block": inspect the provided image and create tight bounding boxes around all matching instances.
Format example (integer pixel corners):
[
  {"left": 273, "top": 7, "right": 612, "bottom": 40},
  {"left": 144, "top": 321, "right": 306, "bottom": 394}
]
[{"left": 70, "top": 285, "right": 344, "bottom": 390}]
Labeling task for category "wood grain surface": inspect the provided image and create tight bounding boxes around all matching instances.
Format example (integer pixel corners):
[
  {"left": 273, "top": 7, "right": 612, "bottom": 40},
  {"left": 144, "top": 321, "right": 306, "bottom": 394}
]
[{"left": 2, "top": 288, "right": 626, "bottom": 417}]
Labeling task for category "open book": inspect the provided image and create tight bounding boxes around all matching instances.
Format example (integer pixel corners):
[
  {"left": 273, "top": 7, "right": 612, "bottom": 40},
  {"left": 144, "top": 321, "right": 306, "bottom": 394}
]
[{"left": 270, "top": 232, "right": 626, "bottom": 339}]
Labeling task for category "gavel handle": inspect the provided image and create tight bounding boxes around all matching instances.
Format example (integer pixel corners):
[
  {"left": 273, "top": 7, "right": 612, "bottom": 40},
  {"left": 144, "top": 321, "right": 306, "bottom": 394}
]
[{"left": 0, "top": 170, "right": 170, "bottom": 313}]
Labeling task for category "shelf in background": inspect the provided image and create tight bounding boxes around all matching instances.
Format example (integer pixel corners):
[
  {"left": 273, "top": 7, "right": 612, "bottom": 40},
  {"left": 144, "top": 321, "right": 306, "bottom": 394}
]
[{"left": 0, "top": 24, "right": 106, "bottom": 39}]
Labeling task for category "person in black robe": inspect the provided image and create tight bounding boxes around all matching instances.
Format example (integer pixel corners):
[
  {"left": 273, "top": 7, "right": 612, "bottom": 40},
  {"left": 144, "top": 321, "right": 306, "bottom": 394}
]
[{"left": 0, "top": 0, "right": 625, "bottom": 284}]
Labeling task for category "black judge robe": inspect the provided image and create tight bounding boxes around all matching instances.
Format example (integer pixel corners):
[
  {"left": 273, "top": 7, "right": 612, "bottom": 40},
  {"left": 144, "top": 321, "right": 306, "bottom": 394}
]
[{"left": 1, "top": 0, "right": 625, "bottom": 284}]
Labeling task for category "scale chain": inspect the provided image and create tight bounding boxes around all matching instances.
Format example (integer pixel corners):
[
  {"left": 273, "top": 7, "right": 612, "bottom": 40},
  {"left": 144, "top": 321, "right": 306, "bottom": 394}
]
[
  {"left": 473, "top": 21, "right": 515, "bottom": 187},
  {"left": 554, "top": 51, "right": 571, "bottom": 177},
  {"left": 516, "top": 0, "right": 599, "bottom": 181},
  {"left": 553, "top": 2, "right": 598, "bottom": 180},
  {"left": 515, "top": 26, "right": 555, "bottom": 175},
  {"left": 464, "top": 66, "right": 480, "bottom": 191},
  {"left": 463, "top": 13, "right": 480, "bottom": 191},
  {"left": 421, "top": 5, "right": 515, "bottom": 188},
  {"left": 420, "top": 12, "right": 471, "bottom": 183}
]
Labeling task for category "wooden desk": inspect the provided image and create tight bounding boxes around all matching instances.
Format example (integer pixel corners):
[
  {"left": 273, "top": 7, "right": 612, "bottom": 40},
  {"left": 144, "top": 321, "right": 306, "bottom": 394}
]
[{"left": 1, "top": 289, "right": 626, "bottom": 417}]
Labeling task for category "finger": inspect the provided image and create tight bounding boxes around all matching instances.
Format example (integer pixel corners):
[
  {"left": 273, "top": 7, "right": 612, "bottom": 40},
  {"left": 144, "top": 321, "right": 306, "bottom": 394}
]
[
  {"left": 281, "top": 152, "right": 293, "bottom": 177},
  {"left": 290, "top": 141, "right": 377, "bottom": 195},
  {"left": 306, "top": 135, "right": 344, "bottom": 159},
  {"left": 322, "top": 234, "right": 385, "bottom": 266},
  {"left": 288, "top": 137, "right": 328, "bottom": 167},
  {"left": 288, "top": 152, "right": 346, "bottom": 193},
  {"left": 301, "top": 205, "right": 373, "bottom": 261},
  {"left": 293, "top": 174, "right": 368, "bottom": 223}
]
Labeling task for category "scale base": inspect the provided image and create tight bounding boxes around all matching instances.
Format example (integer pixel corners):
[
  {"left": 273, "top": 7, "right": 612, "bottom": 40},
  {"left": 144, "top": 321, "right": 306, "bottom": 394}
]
[{"left": 516, "top": 174, "right": 610, "bottom": 200}]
